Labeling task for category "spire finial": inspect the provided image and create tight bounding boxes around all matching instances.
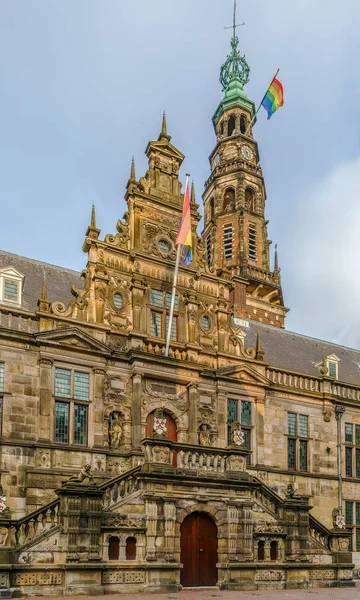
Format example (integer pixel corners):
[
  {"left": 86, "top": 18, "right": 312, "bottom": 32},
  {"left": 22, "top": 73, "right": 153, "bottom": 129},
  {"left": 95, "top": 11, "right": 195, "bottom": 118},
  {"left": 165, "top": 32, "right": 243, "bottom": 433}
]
[
  {"left": 274, "top": 243, "right": 279, "bottom": 272},
  {"left": 162, "top": 111, "right": 167, "bottom": 136},
  {"left": 320, "top": 347, "right": 329, "bottom": 376},
  {"left": 41, "top": 271, "right": 48, "bottom": 300},
  {"left": 130, "top": 156, "right": 136, "bottom": 182},
  {"left": 255, "top": 327, "right": 265, "bottom": 361},
  {"left": 90, "top": 203, "right": 96, "bottom": 229},
  {"left": 220, "top": 0, "right": 249, "bottom": 91},
  {"left": 191, "top": 180, "right": 196, "bottom": 204}
]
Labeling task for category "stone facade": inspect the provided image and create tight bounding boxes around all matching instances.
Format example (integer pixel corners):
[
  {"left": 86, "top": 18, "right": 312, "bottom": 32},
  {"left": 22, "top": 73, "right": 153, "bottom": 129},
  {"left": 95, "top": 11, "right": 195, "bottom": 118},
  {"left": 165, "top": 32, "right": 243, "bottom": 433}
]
[{"left": 0, "top": 35, "right": 358, "bottom": 596}]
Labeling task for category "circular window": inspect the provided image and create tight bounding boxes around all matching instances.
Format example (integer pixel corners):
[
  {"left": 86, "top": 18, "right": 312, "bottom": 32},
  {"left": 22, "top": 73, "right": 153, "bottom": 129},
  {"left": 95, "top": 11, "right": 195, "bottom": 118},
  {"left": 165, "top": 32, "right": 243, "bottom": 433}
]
[
  {"left": 113, "top": 293, "right": 123, "bottom": 309},
  {"left": 158, "top": 239, "right": 170, "bottom": 252},
  {"left": 202, "top": 315, "right": 211, "bottom": 331}
]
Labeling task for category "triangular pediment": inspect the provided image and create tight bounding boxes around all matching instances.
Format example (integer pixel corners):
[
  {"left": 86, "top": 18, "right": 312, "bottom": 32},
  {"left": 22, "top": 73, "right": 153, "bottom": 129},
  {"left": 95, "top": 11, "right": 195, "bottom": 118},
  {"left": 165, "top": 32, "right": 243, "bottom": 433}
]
[
  {"left": 36, "top": 327, "right": 110, "bottom": 355},
  {"left": 145, "top": 139, "right": 184, "bottom": 162},
  {"left": 214, "top": 364, "right": 270, "bottom": 386},
  {"left": 0, "top": 266, "right": 24, "bottom": 279}
]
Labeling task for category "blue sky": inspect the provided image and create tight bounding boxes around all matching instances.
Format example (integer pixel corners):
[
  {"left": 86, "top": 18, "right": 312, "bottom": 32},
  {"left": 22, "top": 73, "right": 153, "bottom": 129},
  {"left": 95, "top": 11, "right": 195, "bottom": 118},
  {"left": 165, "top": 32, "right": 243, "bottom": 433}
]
[{"left": 1, "top": 0, "right": 360, "bottom": 346}]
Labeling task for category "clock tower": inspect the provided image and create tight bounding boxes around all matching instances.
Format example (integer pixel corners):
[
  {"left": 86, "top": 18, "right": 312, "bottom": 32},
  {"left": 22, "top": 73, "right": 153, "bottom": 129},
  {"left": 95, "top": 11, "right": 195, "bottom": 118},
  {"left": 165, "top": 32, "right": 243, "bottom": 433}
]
[{"left": 202, "top": 26, "right": 288, "bottom": 328}]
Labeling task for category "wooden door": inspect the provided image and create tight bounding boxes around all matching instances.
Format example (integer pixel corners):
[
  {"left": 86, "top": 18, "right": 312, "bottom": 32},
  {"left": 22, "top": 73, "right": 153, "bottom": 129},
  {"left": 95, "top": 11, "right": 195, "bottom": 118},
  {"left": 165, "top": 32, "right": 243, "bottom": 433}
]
[
  {"left": 146, "top": 411, "right": 177, "bottom": 466},
  {"left": 180, "top": 512, "right": 218, "bottom": 587}
]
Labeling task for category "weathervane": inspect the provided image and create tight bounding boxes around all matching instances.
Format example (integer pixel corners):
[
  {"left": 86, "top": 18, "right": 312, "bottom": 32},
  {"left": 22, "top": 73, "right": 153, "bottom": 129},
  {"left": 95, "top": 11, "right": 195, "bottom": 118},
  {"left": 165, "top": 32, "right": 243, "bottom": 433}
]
[{"left": 220, "top": 0, "right": 250, "bottom": 92}]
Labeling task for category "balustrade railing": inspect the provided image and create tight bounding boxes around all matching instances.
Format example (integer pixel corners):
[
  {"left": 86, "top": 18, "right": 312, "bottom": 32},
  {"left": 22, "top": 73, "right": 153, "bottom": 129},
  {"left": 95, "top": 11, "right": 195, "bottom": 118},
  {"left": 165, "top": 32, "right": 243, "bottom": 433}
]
[
  {"left": 142, "top": 340, "right": 187, "bottom": 360},
  {"left": 99, "top": 466, "right": 142, "bottom": 508},
  {"left": 266, "top": 368, "right": 321, "bottom": 393},
  {"left": 4, "top": 499, "right": 60, "bottom": 549},
  {"left": 309, "top": 514, "right": 331, "bottom": 551},
  {"left": 0, "top": 308, "right": 38, "bottom": 333},
  {"left": 332, "top": 382, "right": 360, "bottom": 402}
]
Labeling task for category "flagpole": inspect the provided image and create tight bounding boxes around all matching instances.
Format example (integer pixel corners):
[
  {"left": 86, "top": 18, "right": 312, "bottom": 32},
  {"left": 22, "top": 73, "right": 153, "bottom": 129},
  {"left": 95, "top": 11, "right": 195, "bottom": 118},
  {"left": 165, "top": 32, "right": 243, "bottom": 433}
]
[
  {"left": 244, "top": 68, "right": 280, "bottom": 137},
  {"left": 165, "top": 173, "right": 190, "bottom": 358}
]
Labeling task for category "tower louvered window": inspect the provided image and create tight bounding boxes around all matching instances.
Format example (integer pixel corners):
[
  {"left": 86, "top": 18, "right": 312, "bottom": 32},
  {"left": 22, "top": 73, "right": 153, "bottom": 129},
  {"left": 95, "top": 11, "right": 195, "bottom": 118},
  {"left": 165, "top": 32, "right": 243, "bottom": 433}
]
[
  {"left": 206, "top": 235, "right": 211, "bottom": 267},
  {"left": 223, "top": 224, "right": 233, "bottom": 261},
  {"left": 248, "top": 223, "right": 257, "bottom": 261}
]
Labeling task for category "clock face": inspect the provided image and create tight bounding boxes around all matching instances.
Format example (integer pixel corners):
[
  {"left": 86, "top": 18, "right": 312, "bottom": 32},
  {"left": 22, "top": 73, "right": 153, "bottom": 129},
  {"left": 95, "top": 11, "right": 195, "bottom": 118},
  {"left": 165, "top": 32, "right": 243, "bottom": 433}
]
[{"left": 241, "top": 145, "right": 254, "bottom": 161}]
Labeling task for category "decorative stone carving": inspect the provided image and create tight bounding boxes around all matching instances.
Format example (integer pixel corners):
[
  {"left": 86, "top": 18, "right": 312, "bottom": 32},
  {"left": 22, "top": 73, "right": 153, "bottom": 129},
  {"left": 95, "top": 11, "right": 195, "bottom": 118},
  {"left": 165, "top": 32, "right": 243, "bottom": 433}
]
[
  {"left": 35, "top": 449, "right": 51, "bottom": 469},
  {"left": 67, "top": 464, "right": 95, "bottom": 485},
  {"left": 103, "top": 515, "right": 144, "bottom": 529},
  {"left": 254, "top": 570, "right": 285, "bottom": 582},
  {"left": 308, "top": 569, "right": 336, "bottom": 580},
  {"left": 12, "top": 572, "right": 63, "bottom": 586},
  {"left": 254, "top": 522, "right": 283, "bottom": 534},
  {"left": 286, "top": 483, "right": 300, "bottom": 498},
  {"left": 227, "top": 455, "right": 245, "bottom": 472},
  {"left": 322, "top": 408, "right": 332, "bottom": 422}
]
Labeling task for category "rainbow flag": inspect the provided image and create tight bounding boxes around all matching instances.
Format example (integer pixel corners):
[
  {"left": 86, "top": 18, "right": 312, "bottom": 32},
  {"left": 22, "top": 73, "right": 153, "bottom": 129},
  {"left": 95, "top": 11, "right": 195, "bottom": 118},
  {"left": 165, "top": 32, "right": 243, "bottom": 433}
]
[
  {"left": 261, "top": 76, "right": 284, "bottom": 119},
  {"left": 176, "top": 178, "right": 192, "bottom": 266}
]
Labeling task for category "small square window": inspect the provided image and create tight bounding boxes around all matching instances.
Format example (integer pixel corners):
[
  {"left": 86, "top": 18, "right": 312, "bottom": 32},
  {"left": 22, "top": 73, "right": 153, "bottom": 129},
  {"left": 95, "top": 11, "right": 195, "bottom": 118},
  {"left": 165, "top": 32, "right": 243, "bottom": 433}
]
[
  {"left": 74, "top": 372, "right": 89, "bottom": 401},
  {"left": 299, "top": 415, "right": 308, "bottom": 438},
  {"left": 55, "top": 368, "right": 71, "bottom": 398},
  {"left": 150, "top": 290, "right": 163, "bottom": 308}
]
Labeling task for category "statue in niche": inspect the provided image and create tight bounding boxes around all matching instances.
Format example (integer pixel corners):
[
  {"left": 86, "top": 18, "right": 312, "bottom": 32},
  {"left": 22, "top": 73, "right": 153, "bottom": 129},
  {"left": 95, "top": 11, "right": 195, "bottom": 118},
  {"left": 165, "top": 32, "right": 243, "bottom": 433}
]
[
  {"left": 68, "top": 464, "right": 95, "bottom": 485},
  {"left": 223, "top": 188, "right": 235, "bottom": 212},
  {"left": 198, "top": 424, "right": 211, "bottom": 446},
  {"left": 109, "top": 412, "right": 123, "bottom": 449}
]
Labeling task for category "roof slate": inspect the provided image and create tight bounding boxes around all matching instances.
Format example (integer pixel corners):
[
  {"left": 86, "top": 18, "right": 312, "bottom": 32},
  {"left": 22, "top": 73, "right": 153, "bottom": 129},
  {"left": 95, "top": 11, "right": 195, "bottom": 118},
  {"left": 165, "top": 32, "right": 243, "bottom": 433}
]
[
  {"left": 246, "top": 321, "right": 360, "bottom": 386},
  {"left": 0, "top": 250, "right": 83, "bottom": 313}
]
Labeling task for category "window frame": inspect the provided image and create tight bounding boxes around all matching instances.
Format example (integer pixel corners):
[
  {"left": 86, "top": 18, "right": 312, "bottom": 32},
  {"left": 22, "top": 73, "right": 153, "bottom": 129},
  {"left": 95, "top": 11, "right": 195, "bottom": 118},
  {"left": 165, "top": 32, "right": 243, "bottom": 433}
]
[
  {"left": 345, "top": 422, "right": 360, "bottom": 478},
  {"left": 0, "top": 267, "right": 24, "bottom": 306},
  {"left": 54, "top": 366, "right": 91, "bottom": 447},
  {"left": 345, "top": 500, "right": 360, "bottom": 551},
  {"left": 149, "top": 289, "right": 178, "bottom": 341},
  {"left": 227, "top": 398, "right": 253, "bottom": 462},
  {"left": 223, "top": 223, "right": 233, "bottom": 261},
  {"left": 287, "top": 412, "right": 309, "bottom": 472},
  {"left": 248, "top": 222, "right": 258, "bottom": 261}
]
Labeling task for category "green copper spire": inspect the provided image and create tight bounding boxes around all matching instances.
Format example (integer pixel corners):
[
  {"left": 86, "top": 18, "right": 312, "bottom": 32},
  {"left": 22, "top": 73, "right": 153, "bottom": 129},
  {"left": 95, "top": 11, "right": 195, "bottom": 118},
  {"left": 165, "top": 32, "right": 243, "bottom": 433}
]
[
  {"left": 220, "top": 0, "right": 250, "bottom": 91},
  {"left": 212, "top": 1, "right": 255, "bottom": 127}
]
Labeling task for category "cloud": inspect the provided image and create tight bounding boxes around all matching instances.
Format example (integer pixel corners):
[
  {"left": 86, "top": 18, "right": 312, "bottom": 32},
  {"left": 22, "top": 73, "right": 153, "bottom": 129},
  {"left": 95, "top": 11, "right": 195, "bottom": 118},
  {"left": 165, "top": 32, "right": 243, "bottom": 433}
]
[{"left": 286, "top": 156, "right": 360, "bottom": 348}]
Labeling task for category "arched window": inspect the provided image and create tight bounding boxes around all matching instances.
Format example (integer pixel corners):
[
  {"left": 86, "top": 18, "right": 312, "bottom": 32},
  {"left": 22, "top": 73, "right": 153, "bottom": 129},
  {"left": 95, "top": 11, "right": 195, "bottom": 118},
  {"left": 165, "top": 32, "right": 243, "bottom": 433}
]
[
  {"left": 227, "top": 115, "right": 236, "bottom": 136},
  {"left": 126, "top": 536, "right": 136, "bottom": 560},
  {"left": 240, "top": 115, "right": 246, "bottom": 134},
  {"left": 108, "top": 536, "right": 120, "bottom": 560},
  {"left": 223, "top": 188, "right": 235, "bottom": 212},
  {"left": 257, "top": 540, "right": 265, "bottom": 561},
  {"left": 270, "top": 541, "right": 278, "bottom": 560},
  {"left": 245, "top": 188, "right": 255, "bottom": 212}
]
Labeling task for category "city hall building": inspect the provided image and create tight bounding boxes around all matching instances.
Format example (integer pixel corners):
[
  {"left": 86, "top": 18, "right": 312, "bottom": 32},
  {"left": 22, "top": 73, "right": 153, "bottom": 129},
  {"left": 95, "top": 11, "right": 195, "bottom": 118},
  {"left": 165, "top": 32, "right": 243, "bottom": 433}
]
[{"left": 0, "top": 24, "right": 357, "bottom": 597}]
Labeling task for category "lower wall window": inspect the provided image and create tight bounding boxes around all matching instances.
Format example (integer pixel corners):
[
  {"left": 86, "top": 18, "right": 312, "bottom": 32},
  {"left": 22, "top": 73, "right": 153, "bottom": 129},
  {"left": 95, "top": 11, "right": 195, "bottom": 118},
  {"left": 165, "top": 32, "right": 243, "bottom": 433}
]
[
  {"left": 55, "top": 401, "right": 88, "bottom": 446},
  {"left": 345, "top": 500, "right": 360, "bottom": 551},
  {"left": 287, "top": 413, "right": 309, "bottom": 471}
]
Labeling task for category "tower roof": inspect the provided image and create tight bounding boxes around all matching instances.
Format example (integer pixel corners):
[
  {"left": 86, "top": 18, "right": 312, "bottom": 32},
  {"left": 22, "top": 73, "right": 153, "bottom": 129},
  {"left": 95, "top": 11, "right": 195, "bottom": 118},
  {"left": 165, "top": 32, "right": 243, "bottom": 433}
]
[{"left": 213, "top": 2, "right": 255, "bottom": 127}]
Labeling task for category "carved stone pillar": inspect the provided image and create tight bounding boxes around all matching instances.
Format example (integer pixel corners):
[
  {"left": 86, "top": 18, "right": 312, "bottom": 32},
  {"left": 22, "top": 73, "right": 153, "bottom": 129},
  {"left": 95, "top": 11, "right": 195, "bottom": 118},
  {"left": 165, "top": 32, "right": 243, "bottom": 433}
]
[
  {"left": 131, "top": 276, "right": 147, "bottom": 335},
  {"left": 39, "top": 358, "right": 53, "bottom": 441},
  {"left": 187, "top": 384, "right": 198, "bottom": 445},
  {"left": 93, "top": 368, "right": 106, "bottom": 447},
  {"left": 264, "top": 540, "right": 271, "bottom": 561},
  {"left": 238, "top": 504, "right": 253, "bottom": 561},
  {"left": 217, "top": 391, "right": 227, "bottom": 447},
  {"left": 145, "top": 499, "right": 158, "bottom": 560},
  {"left": 254, "top": 394, "right": 265, "bottom": 465},
  {"left": 132, "top": 373, "right": 142, "bottom": 449},
  {"left": 227, "top": 505, "right": 239, "bottom": 561},
  {"left": 164, "top": 500, "right": 176, "bottom": 561}
]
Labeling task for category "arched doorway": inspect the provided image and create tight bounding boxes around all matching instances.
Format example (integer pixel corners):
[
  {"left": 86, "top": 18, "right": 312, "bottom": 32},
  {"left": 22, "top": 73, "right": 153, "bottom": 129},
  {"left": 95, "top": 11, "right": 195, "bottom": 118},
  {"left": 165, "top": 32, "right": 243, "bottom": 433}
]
[
  {"left": 180, "top": 512, "right": 218, "bottom": 587},
  {"left": 146, "top": 410, "right": 177, "bottom": 466}
]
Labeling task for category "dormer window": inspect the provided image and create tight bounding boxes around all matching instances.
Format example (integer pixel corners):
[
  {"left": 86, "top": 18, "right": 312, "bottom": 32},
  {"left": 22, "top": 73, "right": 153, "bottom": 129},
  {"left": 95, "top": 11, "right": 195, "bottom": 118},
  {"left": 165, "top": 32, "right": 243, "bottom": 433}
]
[
  {"left": 0, "top": 267, "right": 24, "bottom": 307},
  {"left": 326, "top": 354, "right": 339, "bottom": 378}
]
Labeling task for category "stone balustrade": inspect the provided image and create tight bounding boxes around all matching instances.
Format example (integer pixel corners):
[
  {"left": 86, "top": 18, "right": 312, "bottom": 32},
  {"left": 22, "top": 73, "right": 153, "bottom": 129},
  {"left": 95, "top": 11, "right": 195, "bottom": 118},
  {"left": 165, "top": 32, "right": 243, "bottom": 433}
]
[
  {"left": 332, "top": 382, "right": 360, "bottom": 401},
  {"left": 100, "top": 466, "right": 142, "bottom": 508},
  {"left": 2, "top": 499, "right": 60, "bottom": 549},
  {"left": 267, "top": 368, "right": 321, "bottom": 393},
  {"left": 141, "top": 437, "right": 249, "bottom": 477},
  {"left": 0, "top": 308, "right": 38, "bottom": 333}
]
